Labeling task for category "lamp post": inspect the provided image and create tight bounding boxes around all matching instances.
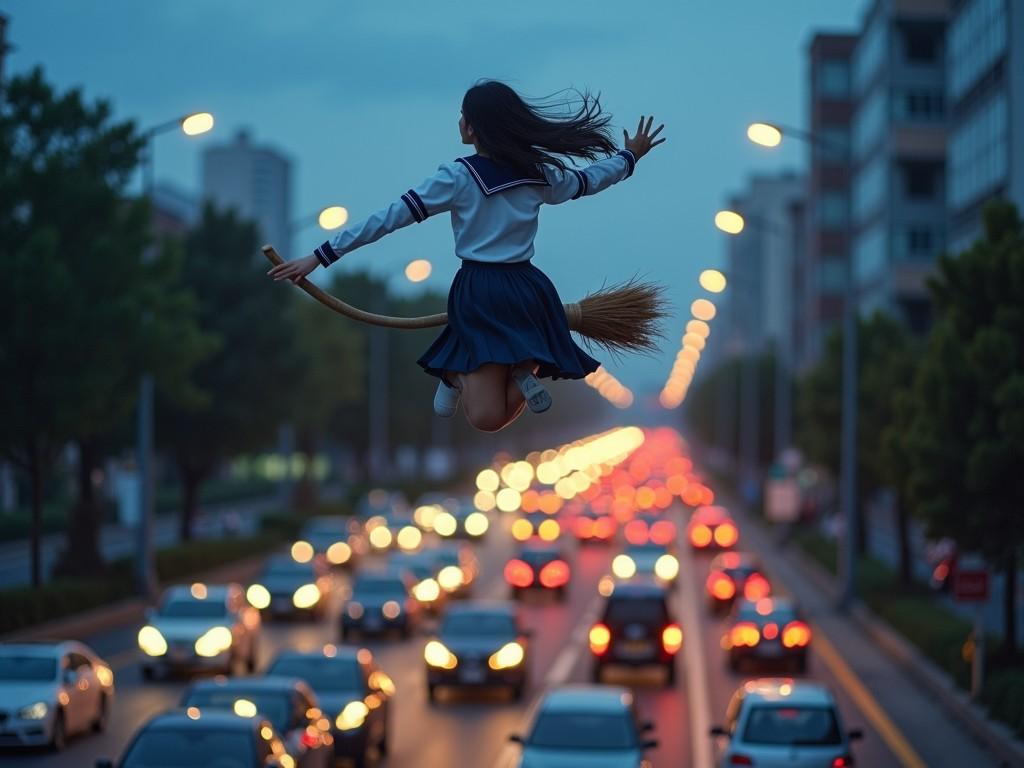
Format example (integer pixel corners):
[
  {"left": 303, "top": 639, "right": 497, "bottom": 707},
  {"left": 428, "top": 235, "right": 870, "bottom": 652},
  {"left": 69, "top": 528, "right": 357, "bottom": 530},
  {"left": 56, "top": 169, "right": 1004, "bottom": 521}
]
[
  {"left": 747, "top": 120, "right": 858, "bottom": 610},
  {"left": 136, "top": 112, "right": 214, "bottom": 600}
]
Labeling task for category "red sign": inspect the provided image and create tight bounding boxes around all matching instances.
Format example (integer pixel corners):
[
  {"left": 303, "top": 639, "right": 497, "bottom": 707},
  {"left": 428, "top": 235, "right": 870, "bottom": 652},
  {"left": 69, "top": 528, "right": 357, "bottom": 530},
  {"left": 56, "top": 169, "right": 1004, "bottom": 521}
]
[{"left": 953, "top": 569, "right": 990, "bottom": 602}]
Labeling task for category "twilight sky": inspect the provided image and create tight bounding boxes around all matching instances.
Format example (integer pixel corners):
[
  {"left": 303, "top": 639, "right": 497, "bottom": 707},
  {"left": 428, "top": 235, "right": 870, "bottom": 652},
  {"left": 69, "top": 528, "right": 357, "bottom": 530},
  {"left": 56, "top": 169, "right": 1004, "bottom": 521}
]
[{"left": 4, "top": 0, "right": 862, "bottom": 396}]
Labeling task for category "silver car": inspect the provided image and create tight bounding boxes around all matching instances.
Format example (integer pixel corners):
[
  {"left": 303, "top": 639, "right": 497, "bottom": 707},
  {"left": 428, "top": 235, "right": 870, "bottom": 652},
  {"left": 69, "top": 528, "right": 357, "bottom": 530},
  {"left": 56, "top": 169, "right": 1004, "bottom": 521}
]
[
  {"left": 0, "top": 640, "right": 115, "bottom": 750},
  {"left": 138, "top": 582, "right": 261, "bottom": 679},
  {"left": 711, "top": 679, "right": 863, "bottom": 767},
  {"left": 509, "top": 685, "right": 658, "bottom": 767}
]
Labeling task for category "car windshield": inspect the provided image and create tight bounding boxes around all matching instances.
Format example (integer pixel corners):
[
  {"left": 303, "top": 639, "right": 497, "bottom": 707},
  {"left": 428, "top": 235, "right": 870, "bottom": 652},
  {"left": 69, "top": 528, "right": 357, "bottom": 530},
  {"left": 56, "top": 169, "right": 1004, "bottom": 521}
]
[
  {"left": 442, "top": 614, "right": 516, "bottom": 637},
  {"left": 0, "top": 655, "right": 56, "bottom": 681},
  {"left": 354, "top": 577, "right": 404, "bottom": 595},
  {"left": 267, "top": 658, "right": 361, "bottom": 693},
  {"left": 627, "top": 544, "right": 667, "bottom": 555},
  {"left": 182, "top": 691, "right": 291, "bottom": 733},
  {"left": 122, "top": 728, "right": 255, "bottom": 767},
  {"left": 742, "top": 706, "right": 842, "bottom": 745},
  {"left": 158, "top": 600, "right": 228, "bottom": 619},
  {"left": 605, "top": 597, "right": 667, "bottom": 625},
  {"left": 528, "top": 711, "right": 637, "bottom": 750},
  {"left": 736, "top": 603, "right": 797, "bottom": 624},
  {"left": 304, "top": 521, "right": 347, "bottom": 536},
  {"left": 264, "top": 561, "right": 311, "bottom": 578}
]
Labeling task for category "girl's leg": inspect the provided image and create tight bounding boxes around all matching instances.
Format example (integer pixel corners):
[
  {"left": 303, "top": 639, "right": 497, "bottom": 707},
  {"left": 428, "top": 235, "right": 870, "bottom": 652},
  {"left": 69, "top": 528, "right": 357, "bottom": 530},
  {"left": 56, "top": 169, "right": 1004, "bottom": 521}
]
[{"left": 457, "top": 364, "right": 519, "bottom": 433}]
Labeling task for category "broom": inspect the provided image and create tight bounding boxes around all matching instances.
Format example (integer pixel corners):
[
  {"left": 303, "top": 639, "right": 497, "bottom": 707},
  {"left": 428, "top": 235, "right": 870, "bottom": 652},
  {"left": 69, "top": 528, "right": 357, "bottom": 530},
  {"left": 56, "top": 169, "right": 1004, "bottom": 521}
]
[{"left": 262, "top": 245, "right": 669, "bottom": 356}]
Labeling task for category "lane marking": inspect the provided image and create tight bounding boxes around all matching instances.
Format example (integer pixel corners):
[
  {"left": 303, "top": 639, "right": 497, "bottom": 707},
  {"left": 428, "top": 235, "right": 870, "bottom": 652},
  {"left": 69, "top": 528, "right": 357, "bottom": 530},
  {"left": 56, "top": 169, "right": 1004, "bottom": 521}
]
[
  {"left": 812, "top": 630, "right": 927, "bottom": 768},
  {"left": 678, "top": 542, "right": 714, "bottom": 768},
  {"left": 545, "top": 593, "right": 602, "bottom": 686}
]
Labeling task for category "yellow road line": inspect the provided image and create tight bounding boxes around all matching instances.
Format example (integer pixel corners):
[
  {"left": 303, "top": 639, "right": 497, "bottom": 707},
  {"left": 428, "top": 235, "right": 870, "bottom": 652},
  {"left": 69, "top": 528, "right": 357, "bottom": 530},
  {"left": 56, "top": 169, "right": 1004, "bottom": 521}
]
[{"left": 813, "top": 628, "right": 927, "bottom": 768}]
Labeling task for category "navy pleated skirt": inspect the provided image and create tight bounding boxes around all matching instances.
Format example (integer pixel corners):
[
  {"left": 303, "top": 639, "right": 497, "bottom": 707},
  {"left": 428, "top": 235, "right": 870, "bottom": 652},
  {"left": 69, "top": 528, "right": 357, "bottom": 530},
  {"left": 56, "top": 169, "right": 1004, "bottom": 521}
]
[{"left": 417, "top": 259, "right": 601, "bottom": 381}]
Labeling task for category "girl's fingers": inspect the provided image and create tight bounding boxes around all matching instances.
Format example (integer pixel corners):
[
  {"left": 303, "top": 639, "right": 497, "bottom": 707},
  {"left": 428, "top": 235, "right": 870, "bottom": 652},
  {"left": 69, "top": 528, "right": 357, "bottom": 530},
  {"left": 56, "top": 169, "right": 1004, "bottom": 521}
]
[
  {"left": 651, "top": 137, "right": 667, "bottom": 148},
  {"left": 646, "top": 116, "right": 654, "bottom": 134},
  {"left": 649, "top": 124, "right": 665, "bottom": 140},
  {"left": 637, "top": 116, "right": 644, "bottom": 135}
]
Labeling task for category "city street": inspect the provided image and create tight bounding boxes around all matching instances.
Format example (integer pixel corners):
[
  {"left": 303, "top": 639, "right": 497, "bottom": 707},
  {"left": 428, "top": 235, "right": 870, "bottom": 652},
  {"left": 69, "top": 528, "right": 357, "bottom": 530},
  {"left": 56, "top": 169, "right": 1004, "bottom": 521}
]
[{"left": 0, "top": 504, "right": 998, "bottom": 767}]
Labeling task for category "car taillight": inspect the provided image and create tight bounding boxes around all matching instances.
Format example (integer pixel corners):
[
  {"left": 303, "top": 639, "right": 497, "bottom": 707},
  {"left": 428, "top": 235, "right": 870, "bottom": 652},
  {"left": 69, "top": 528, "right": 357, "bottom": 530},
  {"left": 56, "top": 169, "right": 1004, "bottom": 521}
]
[
  {"left": 743, "top": 572, "right": 771, "bottom": 600},
  {"left": 707, "top": 571, "right": 736, "bottom": 600},
  {"left": 730, "top": 622, "right": 760, "bottom": 647},
  {"left": 714, "top": 522, "right": 739, "bottom": 547},
  {"left": 650, "top": 520, "right": 675, "bottom": 545},
  {"left": 504, "top": 559, "right": 534, "bottom": 588},
  {"left": 300, "top": 727, "right": 320, "bottom": 748},
  {"left": 690, "top": 523, "right": 712, "bottom": 547},
  {"left": 589, "top": 623, "right": 611, "bottom": 655},
  {"left": 624, "top": 519, "right": 648, "bottom": 545},
  {"left": 728, "top": 755, "right": 754, "bottom": 766},
  {"left": 575, "top": 518, "right": 594, "bottom": 538},
  {"left": 782, "top": 620, "right": 812, "bottom": 648},
  {"left": 832, "top": 756, "right": 854, "bottom": 767},
  {"left": 594, "top": 516, "right": 615, "bottom": 539},
  {"left": 662, "top": 624, "right": 683, "bottom": 654},
  {"left": 539, "top": 560, "right": 570, "bottom": 588}
]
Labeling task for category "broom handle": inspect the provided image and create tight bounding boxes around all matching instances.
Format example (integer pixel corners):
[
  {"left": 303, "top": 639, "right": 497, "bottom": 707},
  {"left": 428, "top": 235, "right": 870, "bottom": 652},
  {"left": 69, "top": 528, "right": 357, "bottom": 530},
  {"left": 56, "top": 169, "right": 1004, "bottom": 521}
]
[{"left": 262, "top": 244, "right": 583, "bottom": 330}]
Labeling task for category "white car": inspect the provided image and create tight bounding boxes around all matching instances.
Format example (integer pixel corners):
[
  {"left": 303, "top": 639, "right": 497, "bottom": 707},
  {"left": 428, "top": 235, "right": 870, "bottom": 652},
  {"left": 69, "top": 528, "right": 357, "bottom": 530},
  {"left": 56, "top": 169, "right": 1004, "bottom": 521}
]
[
  {"left": 0, "top": 640, "right": 115, "bottom": 750},
  {"left": 711, "top": 679, "right": 863, "bottom": 767},
  {"left": 138, "top": 582, "right": 260, "bottom": 679}
]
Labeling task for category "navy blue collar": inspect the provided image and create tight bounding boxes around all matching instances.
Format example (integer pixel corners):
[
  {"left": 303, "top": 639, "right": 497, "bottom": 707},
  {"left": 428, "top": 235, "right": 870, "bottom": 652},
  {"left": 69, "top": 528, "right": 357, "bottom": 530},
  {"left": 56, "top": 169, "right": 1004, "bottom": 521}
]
[{"left": 456, "top": 155, "right": 549, "bottom": 196}]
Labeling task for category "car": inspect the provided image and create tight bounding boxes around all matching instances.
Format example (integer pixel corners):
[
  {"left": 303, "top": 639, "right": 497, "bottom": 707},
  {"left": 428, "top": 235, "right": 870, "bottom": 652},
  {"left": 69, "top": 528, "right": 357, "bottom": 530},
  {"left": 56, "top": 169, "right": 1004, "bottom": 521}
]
[
  {"left": 724, "top": 597, "right": 811, "bottom": 673},
  {"left": 688, "top": 505, "right": 739, "bottom": 550},
  {"left": 622, "top": 513, "right": 676, "bottom": 548},
  {"left": 572, "top": 506, "right": 617, "bottom": 544},
  {"left": 424, "top": 541, "right": 479, "bottom": 598},
  {"left": 364, "top": 511, "right": 421, "bottom": 552},
  {"left": 424, "top": 602, "right": 530, "bottom": 702},
  {"left": 355, "top": 488, "right": 410, "bottom": 519},
  {"left": 431, "top": 501, "right": 490, "bottom": 539},
  {"left": 180, "top": 677, "right": 331, "bottom": 767},
  {"left": 138, "top": 583, "right": 260, "bottom": 679},
  {"left": 266, "top": 646, "right": 394, "bottom": 768},
  {"left": 510, "top": 512, "right": 563, "bottom": 543},
  {"left": 711, "top": 679, "right": 863, "bottom": 767},
  {"left": 94, "top": 709, "right": 295, "bottom": 768},
  {"left": 508, "top": 685, "right": 658, "bottom": 768},
  {"left": 386, "top": 552, "right": 447, "bottom": 614},
  {"left": 706, "top": 552, "right": 771, "bottom": 614},
  {"left": 412, "top": 493, "right": 458, "bottom": 533},
  {"left": 589, "top": 579, "right": 682, "bottom": 685},
  {"left": 0, "top": 641, "right": 114, "bottom": 750},
  {"left": 611, "top": 543, "right": 680, "bottom": 587},
  {"left": 341, "top": 569, "right": 421, "bottom": 639},
  {"left": 245, "top": 553, "right": 332, "bottom": 620},
  {"left": 296, "top": 515, "right": 366, "bottom": 567},
  {"left": 504, "top": 543, "right": 571, "bottom": 601}
]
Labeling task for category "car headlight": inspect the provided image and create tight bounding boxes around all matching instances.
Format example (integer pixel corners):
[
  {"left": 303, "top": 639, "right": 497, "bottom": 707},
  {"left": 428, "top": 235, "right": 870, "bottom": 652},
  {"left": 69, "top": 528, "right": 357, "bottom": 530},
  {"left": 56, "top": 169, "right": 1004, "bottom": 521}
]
[
  {"left": 138, "top": 625, "right": 168, "bottom": 656},
  {"left": 437, "top": 565, "right": 464, "bottom": 592},
  {"left": 246, "top": 583, "right": 271, "bottom": 609},
  {"left": 413, "top": 578, "right": 440, "bottom": 603},
  {"left": 369, "top": 526, "right": 393, "bottom": 549},
  {"left": 326, "top": 541, "right": 352, "bottom": 565},
  {"left": 347, "top": 601, "right": 364, "bottom": 619},
  {"left": 195, "top": 625, "right": 233, "bottom": 657},
  {"left": 433, "top": 512, "right": 457, "bottom": 537},
  {"left": 382, "top": 600, "right": 402, "bottom": 619},
  {"left": 335, "top": 700, "right": 369, "bottom": 731},
  {"left": 612, "top": 554, "right": 637, "bottom": 579},
  {"left": 293, "top": 583, "right": 321, "bottom": 609},
  {"left": 488, "top": 641, "right": 525, "bottom": 670},
  {"left": 396, "top": 525, "right": 423, "bottom": 551},
  {"left": 464, "top": 512, "right": 489, "bottom": 536},
  {"left": 654, "top": 554, "right": 680, "bottom": 581},
  {"left": 18, "top": 701, "right": 48, "bottom": 720},
  {"left": 424, "top": 640, "right": 458, "bottom": 669}
]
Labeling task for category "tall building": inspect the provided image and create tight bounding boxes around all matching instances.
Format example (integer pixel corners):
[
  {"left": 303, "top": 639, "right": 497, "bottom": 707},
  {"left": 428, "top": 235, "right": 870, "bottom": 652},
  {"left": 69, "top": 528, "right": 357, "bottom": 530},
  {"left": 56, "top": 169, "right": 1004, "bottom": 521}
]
[
  {"left": 800, "top": 33, "right": 857, "bottom": 370},
  {"left": 202, "top": 130, "right": 292, "bottom": 259},
  {"left": 947, "top": 0, "right": 1024, "bottom": 253},
  {"left": 850, "top": 0, "right": 949, "bottom": 333}
]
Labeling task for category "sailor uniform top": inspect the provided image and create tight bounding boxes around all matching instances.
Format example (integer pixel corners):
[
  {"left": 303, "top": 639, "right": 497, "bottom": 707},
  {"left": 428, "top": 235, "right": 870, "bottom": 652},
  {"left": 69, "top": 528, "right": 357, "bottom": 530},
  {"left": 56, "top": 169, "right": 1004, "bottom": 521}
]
[{"left": 313, "top": 149, "right": 638, "bottom": 268}]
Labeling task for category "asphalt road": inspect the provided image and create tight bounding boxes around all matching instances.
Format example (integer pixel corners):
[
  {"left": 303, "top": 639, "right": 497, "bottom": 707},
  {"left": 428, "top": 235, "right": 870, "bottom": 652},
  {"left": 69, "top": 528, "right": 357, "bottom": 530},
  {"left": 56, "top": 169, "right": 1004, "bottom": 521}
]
[{"left": 0, "top": 505, "right": 996, "bottom": 767}]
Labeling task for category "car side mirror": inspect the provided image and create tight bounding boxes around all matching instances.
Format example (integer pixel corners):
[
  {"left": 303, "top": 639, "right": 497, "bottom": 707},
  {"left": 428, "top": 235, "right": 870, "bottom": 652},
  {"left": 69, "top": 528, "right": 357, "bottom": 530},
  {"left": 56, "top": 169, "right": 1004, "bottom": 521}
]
[
  {"left": 641, "top": 738, "right": 659, "bottom": 750},
  {"left": 848, "top": 728, "right": 864, "bottom": 740},
  {"left": 508, "top": 734, "right": 524, "bottom": 744},
  {"left": 709, "top": 725, "right": 727, "bottom": 737},
  {"left": 95, "top": 760, "right": 114, "bottom": 768}
]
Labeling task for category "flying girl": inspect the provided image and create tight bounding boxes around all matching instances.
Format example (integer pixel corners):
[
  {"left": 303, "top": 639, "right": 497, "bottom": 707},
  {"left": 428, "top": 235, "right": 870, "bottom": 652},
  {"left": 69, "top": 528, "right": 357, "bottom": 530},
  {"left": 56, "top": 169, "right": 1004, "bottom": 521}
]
[{"left": 269, "top": 80, "right": 665, "bottom": 433}]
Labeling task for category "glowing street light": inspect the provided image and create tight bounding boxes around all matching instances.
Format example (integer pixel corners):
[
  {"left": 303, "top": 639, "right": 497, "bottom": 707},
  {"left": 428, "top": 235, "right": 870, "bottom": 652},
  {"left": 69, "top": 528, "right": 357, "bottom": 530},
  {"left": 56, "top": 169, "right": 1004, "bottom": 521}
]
[
  {"left": 404, "top": 259, "right": 432, "bottom": 283},
  {"left": 691, "top": 298, "right": 717, "bottom": 321},
  {"left": 714, "top": 210, "right": 746, "bottom": 235},
  {"left": 687, "top": 319, "right": 710, "bottom": 338},
  {"left": 181, "top": 112, "right": 215, "bottom": 136},
  {"left": 318, "top": 206, "right": 349, "bottom": 230},
  {"left": 699, "top": 269, "right": 728, "bottom": 293},
  {"left": 747, "top": 122, "right": 782, "bottom": 148},
  {"left": 683, "top": 332, "right": 706, "bottom": 351}
]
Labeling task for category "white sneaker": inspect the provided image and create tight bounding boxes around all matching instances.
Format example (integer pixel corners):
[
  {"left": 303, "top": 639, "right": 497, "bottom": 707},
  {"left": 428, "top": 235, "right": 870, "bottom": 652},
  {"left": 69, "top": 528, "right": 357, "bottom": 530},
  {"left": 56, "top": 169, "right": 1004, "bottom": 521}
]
[
  {"left": 433, "top": 380, "right": 461, "bottom": 417},
  {"left": 512, "top": 367, "right": 552, "bottom": 413}
]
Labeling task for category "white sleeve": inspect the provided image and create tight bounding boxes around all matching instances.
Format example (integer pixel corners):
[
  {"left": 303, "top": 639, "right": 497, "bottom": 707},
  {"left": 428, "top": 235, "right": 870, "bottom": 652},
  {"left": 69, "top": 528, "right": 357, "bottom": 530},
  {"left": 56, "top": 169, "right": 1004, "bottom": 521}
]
[
  {"left": 313, "top": 162, "right": 459, "bottom": 267},
  {"left": 540, "top": 150, "right": 637, "bottom": 206}
]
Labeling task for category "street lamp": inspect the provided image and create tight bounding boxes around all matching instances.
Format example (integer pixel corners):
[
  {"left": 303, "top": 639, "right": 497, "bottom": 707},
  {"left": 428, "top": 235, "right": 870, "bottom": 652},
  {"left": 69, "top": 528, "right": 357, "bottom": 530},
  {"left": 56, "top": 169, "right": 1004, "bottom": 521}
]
[
  {"left": 136, "top": 111, "right": 214, "bottom": 600},
  {"left": 747, "top": 120, "right": 858, "bottom": 611}
]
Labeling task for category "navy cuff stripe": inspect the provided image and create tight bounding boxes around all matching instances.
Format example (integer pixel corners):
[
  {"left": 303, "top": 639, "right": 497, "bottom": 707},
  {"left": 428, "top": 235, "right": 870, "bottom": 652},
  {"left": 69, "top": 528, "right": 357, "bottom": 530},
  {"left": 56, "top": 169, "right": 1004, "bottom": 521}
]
[
  {"left": 571, "top": 169, "right": 588, "bottom": 199},
  {"left": 314, "top": 240, "right": 338, "bottom": 267},
  {"left": 407, "top": 189, "right": 429, "bottom": 220},
  {"left": 401, "top": 193, "right": 424, "bottom": 222},
  {"left": 618, "top": 149, "right": 636, "bottom": 178}
]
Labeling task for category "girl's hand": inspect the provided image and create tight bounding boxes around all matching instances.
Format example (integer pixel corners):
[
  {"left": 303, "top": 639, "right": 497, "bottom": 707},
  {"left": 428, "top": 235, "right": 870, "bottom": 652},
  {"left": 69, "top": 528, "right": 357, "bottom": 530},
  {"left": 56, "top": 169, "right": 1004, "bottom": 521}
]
[
  {"left": 623, "top": 116, "right": 666, "bottom": 160},
  {"left": 268, "top": 253, "right": 320, "bottom": 284}
]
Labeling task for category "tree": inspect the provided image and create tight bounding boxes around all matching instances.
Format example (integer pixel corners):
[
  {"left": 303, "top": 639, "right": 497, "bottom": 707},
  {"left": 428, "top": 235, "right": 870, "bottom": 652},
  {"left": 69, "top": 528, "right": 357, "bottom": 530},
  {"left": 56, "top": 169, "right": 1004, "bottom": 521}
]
[
  {"left": 902, "top": 202, "right": 1024, "bottom": 653},
  {"left": 156, "top": 203, "right": 301, "bottom": 538}
]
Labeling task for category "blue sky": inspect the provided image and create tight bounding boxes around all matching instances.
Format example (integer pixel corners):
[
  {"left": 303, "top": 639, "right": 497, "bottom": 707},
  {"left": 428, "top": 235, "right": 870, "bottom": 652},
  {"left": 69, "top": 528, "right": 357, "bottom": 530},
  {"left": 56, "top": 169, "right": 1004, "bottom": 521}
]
[{"left": 4, "top": 0, "right": 862, "bottom": 395}]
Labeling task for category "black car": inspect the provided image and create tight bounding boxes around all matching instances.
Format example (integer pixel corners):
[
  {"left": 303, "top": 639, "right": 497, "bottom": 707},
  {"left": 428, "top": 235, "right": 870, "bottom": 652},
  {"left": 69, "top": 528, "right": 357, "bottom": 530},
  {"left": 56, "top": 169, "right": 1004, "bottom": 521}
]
[
  {"left": 298, "top": 515, "right": 364, "bottom": 568},
  {"left": 247, "top": 553, "right": 331, "bottom": 620},
  {"left": 589, "top": 579, "right": 682, "bottom": 685},
  {"left": 424, "top": 601, "right": 530, "bottom": 702},
  {"left": 505, "top": 543, "right": 571, "bottom": 601},
  {"left": 342, "top": 569, "right": 421, "bottom": 639},
  {"left": 725, "top": 596, "right": 812, "bottom": 673},
  {"left": 705, "top": 551, "right": 771, "bottom": 614},
  {"left": 95, "top": 710, "right": 294, "bottom": 768},
  {"left": 267, "top": 646, "right": 394, "bottom": 768},
  {"left": 386, "top": 552, "right": 447, "bottom": 615},
  {"left": 179, "top": 677, "right": 332, "bottom": 767}
]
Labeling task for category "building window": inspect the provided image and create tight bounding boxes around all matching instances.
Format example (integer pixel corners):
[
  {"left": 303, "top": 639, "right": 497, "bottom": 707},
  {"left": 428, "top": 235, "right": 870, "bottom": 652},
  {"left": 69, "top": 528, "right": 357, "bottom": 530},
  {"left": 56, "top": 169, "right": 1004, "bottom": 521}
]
[
  {"left": 894, "top": 89, "right": 945, "bottom": 121},
  {"left": 949, "top": 0, "right": 1007, "bottom": 101},
  {"left": 902, "top": 161, "right": 941, "bottom": 200},
  {"left": 818, "top": 59, "right": 850, "bottom": 98},
  {"left": 854, "top": 14, "right": 887, "bottom": 95},
  {"left": 854, "top": 222, "right": 887, "bottom": 286},
  {"left": 852, "top": 154, "right": 887, "bottom": 224},
  {"left": 817, "top": 193, "right": 847, "bottom": 229},
  {"left": 949, "top": 90, "right": 1008, "bottom": 208},
  {"left": 899, "top": 22, "right": 942, "bottom": 63},
  {"left": 852, "top": 86, "right": 886, "bottom": 161},
  {"left": 818, "top": 256, "right": 846, "bottom": 293}
]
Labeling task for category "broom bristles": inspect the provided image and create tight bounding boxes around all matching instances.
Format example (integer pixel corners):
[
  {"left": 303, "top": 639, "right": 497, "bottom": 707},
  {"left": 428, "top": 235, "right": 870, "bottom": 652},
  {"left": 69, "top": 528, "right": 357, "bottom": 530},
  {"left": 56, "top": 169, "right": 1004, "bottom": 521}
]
[{"left": 564, "top": 278, "right": 671, "bottom": 356}]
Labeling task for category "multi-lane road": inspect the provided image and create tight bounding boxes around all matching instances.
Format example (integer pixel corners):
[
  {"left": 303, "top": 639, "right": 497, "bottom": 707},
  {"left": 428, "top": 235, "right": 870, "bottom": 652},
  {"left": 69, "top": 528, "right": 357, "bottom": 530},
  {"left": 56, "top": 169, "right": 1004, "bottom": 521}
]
[{"left": 0, "top": 505, "right": 1000, "bottom": 767}]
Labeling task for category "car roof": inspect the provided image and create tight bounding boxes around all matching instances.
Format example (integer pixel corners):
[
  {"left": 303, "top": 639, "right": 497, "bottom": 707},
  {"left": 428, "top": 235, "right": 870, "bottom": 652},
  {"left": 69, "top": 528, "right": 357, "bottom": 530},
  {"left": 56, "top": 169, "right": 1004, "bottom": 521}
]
[
  {"left": 271, "top": 646, "right": 363, "bottom": 664},
  {"left": 540, "top": 685, "right": 634, "bottom": 713},
  {"left": 147, "top": 709, "right": 264, "bottom": 731},
  {"left": 693, "top": 505, "right": 730, "bottom": 522},
  {"left": 519, "top": 542, "right": 562, "bottom": 555},
  {"left": 607, "top": 579, "right": 668, "bottom": 599},
  {"left": 186, "top": 676, "right": 306, "bottom": 694},
  {"left": 162, "top": 584, "right": 234, "bottom": 602},
  {"left": 0, "top": 641, "right": 85, "bottom": 657},
  {"left": 735, "top": 597, "right": 797, "bottom": 614},
  {"left": 303, "top": 515, "right": 349, "bottom": 527},
  {"left": 388, "top": 551, "right": 435, "bottom": 565},
  {"left": 444, "top": 600, "right": 516, "bottom": 618},
  {"left": 740, "top": 678, "right": 835, "bottom": 706}
]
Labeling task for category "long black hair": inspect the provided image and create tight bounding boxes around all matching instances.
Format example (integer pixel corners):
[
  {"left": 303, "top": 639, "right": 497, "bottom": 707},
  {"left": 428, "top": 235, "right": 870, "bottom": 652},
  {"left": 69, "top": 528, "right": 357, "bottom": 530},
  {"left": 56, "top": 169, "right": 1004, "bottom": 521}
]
[{"left": 461, "top": 80, "right": 618, "bottom": 176}]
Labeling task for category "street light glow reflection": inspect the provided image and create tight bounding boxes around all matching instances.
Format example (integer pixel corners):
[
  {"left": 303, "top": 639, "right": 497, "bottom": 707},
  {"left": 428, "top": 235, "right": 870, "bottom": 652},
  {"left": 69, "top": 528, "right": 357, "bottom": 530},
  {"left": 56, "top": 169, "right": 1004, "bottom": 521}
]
[
  {"left": 699, "top": 269, "right": 727, "bottom": 293},
  {"left": 181, "top": 112, "right": 215, "bottom": 136},
  {"left": 405, "top": 259, "right": 432, "bottom": 283},
  {"left": 691, "top": 299, "right": 717, "bottom": 321},
  {"left": 318, "top": 206, "right": 349, "bottom": 230},
  {"left": 747, "top": 122, "right": 782, "bottom": 148}
]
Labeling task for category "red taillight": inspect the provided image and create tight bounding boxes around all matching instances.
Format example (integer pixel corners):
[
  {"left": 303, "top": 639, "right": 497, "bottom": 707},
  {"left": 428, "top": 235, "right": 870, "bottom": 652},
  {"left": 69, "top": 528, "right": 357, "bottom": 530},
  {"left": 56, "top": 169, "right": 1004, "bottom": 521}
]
[
  {"left": 662, "top": 623, "right": 683, "bottom": 654},
  {"left": 539, "top": 560, "right": 570, "bottom": 588},
  {"left": 729, "top": 622, "right": 760, "bottom": 647},
  {"left": 594, "top": 516, "right": 615, "bottom": 539},
  {"left": 729, "top": 755, "right": 754, "bottom": 766},
  {"left": 714, "top": 522, "right": 739, "bottom": 548},
  {"left": 575, "top": 517, "right": 594, "bottom": 538},
  {"left": 690, "top": 523, "right": 712, "bottom": 547},
  {"left": 624, "top": 519, "right": 648, "bottom": 545},
  {"left": 743, "top": 572, "right": 771, "bottom": 601},
  {"left": 832, "top": 756, "right": 854, "bottom": 767},
  {"left": 762, "top": 622, "right": 778, "bottom": 640},
  {"left": 300, "top": 728, "right": 320, "bottom": 748},
  {"left": 707, "top": 571, "right": 736, "bottom": 601},
  {"left": 649, "top": 520, "right": 676, "bottom": 545},
  {"left": 589, "top": 623, "right": 611, "bottom": 655},
  {"left": 782, "top": 620, "right": 812, "bottom": 648},
  {"left": 504, "top": 559, "right": 534, "bottom": 588}
]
